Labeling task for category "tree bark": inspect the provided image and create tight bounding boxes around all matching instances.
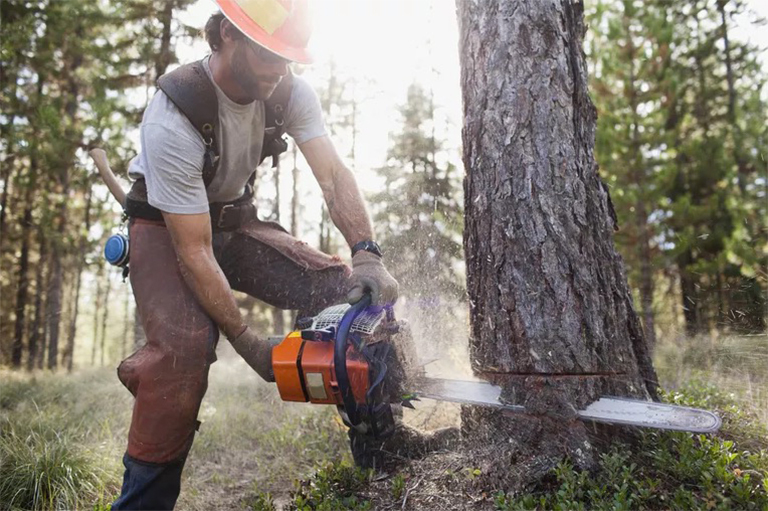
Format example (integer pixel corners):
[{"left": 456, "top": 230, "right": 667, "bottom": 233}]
[
  {"left": 63, "top": 186, "right": 93, "bottom": 372},
  {"left": 100, "top": 272, "right": 112, "bottom": 366},
  {"left": 623, "top": 9, "right": 656, "bottom": 348},
  {"left": 11, "top": 189, "right": 34, "bottom": 368},
  {"left": 28, "top": 230, "right": 47, "bottom": 371},
  {"left": 92, "top": 264, "right": 103, "bottom": 365},
  {"left": 155, "top": 0, "right": 175, "bottom": 82},
  {"left": 457, "top": 0, "right": 658, "bottom": 476},
  {"left": 46, "top": 249, "right": 62, "bottom": 370}
]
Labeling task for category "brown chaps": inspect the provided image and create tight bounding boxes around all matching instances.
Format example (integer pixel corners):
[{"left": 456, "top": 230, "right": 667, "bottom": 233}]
[{"left": 118, "top": 218, "right": 351, "bottom": 463}]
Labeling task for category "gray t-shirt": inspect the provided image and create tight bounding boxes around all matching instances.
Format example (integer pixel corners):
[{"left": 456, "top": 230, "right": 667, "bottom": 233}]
[{"left": 128, "top": 56, "right": 326, "bottom": 214}]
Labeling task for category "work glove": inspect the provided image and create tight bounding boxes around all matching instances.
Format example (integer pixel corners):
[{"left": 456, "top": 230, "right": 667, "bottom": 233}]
[
  {"left": 347, "top": 250, "right": 399, "bottom": 306},
  {"left": 228, "top": 326, "right": 274, "bottom": 383}
]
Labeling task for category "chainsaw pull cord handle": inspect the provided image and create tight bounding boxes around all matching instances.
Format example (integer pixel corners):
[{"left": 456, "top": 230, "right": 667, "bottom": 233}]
[{"left": 335, "top": 293, "right": 372, "bottom": 427}]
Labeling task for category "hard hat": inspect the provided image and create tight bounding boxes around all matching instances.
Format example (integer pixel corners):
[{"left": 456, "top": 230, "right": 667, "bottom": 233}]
[{"left": 214, "top": 0, "right": 312, "bottom": 64}]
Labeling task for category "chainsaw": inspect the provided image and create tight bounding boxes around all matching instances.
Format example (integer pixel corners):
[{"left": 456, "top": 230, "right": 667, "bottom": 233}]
[
  {"left": 269, "top": 295, "right": 722, "bottom": 439},
  {"left": 87, "top": 149, "right": 722, "bottom": 439}
]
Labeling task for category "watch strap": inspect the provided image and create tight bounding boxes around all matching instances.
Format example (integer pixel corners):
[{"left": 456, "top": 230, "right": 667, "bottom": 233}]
[{"left": 351, "top": 240, "right": 383, "bottom": 258}]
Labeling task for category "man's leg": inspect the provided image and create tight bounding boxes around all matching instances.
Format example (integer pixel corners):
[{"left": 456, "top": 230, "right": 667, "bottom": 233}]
[
  {"left": 113, "top": 219, "right": 218, "bottom": 511},
  {"left": 216, "top": 220, "right": 351, "bottom": 316}
]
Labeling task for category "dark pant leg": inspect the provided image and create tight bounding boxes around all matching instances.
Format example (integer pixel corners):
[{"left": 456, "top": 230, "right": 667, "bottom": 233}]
[
  {"left": 217, "top": 220, "right": 352, "bottom": 315},
  {"left": 113, "top": 219, "right": 218, "bottom": 510}
]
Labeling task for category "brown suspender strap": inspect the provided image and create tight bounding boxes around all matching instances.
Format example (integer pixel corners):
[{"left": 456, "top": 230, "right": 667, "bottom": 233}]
[
  {"left": 157, "top": 61, "right": 220, "bottom": 188},
  {"left": 127, "top": 61, "right": 295, "bottom": 228},
  {"left": 261, "top": 71, "right": 294, "bottom": 168}
]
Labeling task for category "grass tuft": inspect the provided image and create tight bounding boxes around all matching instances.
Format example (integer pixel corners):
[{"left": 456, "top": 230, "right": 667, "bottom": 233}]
[{"left": 0, "top": 426, "right": 107, "bottom": 510}]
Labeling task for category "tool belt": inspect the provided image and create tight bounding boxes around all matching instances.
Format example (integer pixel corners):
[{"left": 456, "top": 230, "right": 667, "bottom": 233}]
[{"left": 125, "top": 178, "right": 257, "bottom": 232}]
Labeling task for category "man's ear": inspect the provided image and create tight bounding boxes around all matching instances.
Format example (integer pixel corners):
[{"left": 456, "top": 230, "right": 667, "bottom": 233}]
[{"left": 219, "top": 18, "right": 240, "bottom": 44}]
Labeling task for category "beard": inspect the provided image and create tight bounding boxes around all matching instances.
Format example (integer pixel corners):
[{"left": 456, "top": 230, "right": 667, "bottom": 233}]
[{"left": 230, "top": 44, "right": 281, "bottom": 101}]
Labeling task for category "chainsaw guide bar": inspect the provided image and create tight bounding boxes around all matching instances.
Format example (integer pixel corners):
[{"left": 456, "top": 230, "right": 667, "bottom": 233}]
[{"left": 413, "top": 377, "right": 722, "bottom": 433}]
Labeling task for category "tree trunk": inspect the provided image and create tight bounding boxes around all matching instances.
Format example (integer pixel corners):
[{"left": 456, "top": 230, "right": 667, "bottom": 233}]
[
  {"left": 12, "top": 190, "right": 34, "bottom": 368},
  {"left": 28, "top": 230, "right": 47, "bottom": 371},
  {"left": 46, "top": 250, "right": 62, "bottom": 370},
  {"left": 63, "top": 187, "right": 93, "bottom": 371},
  {"left": 92, "top": 265, "right": 103, "bottom": 365},
  {"left": 155, "top": 0, "right": 175, "bottom": 82},
  {"left": 37, "top": 249, "right": 52, "bottom": 370},
  {"left": 100, "top": 272, "right": 112, "bottom": 366},
  {"left": 457, "top": 0, "right": 658, "bottom": 477},
  {"left": 624, "top": 12, "right": 656, "bottom": 349}
]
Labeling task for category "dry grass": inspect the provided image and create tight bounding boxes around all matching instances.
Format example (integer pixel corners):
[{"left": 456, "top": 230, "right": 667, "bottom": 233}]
[
  {"left": 1, "top": 332, "right": 765, "bottom": 510},
  {"left": 654, "top": 333, "right": 768, "bottom": 426}
]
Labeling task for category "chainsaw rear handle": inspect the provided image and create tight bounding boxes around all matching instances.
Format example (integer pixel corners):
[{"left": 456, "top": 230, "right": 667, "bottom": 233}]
[{"left": 334, "top": 293, "right": 372, "bottom": 426}]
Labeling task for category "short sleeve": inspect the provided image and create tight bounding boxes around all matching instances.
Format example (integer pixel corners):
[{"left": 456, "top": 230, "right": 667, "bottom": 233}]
[
  {"left": 141, "top": 122, "right": 209, "bottom": 215},
  {"left": 284, "top": 75, "right": 327, "bottom": 145}
]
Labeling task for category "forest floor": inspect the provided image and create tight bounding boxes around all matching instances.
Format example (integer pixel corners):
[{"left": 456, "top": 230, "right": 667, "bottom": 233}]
[{"left": 0, "top": 333, "right": 766, "bottom": 510}]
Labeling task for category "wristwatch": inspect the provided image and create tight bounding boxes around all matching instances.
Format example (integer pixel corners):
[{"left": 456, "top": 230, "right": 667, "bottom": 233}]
[{"left": 351, "top": 240, "right": 383, "bottom": 258}]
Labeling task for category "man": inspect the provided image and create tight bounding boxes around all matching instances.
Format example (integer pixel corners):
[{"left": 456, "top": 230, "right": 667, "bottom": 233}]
[{"left": 112, "top": 1, "right": 398, "bottom": 508}]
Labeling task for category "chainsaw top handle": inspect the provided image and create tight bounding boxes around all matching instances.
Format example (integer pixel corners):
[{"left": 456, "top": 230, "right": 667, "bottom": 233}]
[{"left": 335, "top": 293, "right": 372, "bottom": 426}]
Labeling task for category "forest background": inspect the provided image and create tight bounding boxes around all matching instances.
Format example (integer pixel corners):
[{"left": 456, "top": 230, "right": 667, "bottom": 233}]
[
  {"left": 1, "top": 0, "right": 766, "bottom": 377},
  {"left": 0, "top": 0, "right": 767, "bottom": 507}
]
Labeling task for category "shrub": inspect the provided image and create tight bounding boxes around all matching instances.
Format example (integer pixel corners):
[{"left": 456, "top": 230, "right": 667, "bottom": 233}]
[
  {"left": 494, "top": 383, "right": 768, "bottom": 511},
  {"left": 288, "top": 461, "right": 373, "bottom": 511}
]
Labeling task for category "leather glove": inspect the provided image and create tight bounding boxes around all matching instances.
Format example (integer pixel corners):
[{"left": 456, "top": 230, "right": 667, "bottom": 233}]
[
  {"left": 347, "top": 250, "right": 399, "bottom": 306},
  {"left": 228, "top": 326, "right": 274, "bottom": 382}
]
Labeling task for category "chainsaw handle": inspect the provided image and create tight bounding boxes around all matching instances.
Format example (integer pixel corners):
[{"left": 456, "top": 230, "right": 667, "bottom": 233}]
[{"left": 334, "top": 293, "right": 372, "bottom": 426}]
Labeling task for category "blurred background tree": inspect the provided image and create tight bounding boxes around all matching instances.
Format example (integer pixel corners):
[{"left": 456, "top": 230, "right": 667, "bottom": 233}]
[{"left": 0, "top": 0, "right": 765, "bottom": 373}]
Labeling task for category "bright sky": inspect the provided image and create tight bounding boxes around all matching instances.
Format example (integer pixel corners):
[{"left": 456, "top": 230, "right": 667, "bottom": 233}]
[
  {"left": 177, "top": 1, "right": 461, "bottom": 204},
  {"left": 172, "top": 0, "right": 767, "bottom": 241}
]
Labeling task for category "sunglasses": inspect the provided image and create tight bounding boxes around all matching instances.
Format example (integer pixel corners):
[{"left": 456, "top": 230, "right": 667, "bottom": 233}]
[{"left": 244, "top": 38, "right": 291, "bottom": 66}]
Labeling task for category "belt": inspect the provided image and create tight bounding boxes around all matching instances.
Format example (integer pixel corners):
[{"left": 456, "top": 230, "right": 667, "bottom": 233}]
[
  {"left": 125, "top": 179, "right": 256, "bottom": 232},
  {"left": 209, "top": 200, "right": 257, "bottom": 231}
]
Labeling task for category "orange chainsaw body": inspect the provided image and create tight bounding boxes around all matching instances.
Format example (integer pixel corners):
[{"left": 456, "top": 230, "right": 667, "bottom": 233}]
[{"left": 272, "top": 331, "right": 370, "bottom": 405}]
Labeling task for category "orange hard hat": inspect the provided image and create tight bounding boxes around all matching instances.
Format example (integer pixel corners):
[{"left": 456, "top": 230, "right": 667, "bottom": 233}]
[{"left": 214, "top": 0, "right": 313, "bottom": 64}]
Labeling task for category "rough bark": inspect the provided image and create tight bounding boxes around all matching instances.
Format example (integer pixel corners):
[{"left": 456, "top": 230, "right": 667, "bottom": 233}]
[{"left": 457, "top": 0, "right": 658, "bottom": 477}]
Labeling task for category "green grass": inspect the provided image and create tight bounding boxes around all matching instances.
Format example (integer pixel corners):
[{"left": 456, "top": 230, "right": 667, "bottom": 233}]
[
  {"left": 0, "top": 360, "right": 354, "bottom": 511},
  {"left": 0, "top": 427, "right": 107, "bottom": 510},
  {"left": 1, "top": 334, "right": 766, "bottom": 510},
  {"left": 0, "top": 370, "right": 128, "bottom": 510}
]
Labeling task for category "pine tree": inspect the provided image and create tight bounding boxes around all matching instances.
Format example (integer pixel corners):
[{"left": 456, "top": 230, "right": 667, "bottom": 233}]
[{"left": 370, "top": 83, "right": 463, "bottom": 302}]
